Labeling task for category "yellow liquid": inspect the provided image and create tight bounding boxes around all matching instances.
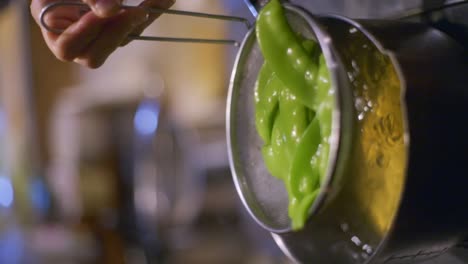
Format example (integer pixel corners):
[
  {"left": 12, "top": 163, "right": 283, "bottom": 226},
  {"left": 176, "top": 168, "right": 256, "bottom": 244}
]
[
  {"left": 349, "top": 54, "right": 406, "bottom": 236},
  {"left": 323, "top": 23, "right": 407, "bottom": 255}
]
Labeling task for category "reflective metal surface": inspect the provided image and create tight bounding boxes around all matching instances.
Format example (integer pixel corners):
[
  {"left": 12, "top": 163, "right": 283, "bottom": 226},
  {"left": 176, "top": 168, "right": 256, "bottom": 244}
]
[
  {"left": 270, "top": 15, "right": 468, "bottom": 263},
  {"left": 227, "top": 2, "right": 468, "bottom": 264}
]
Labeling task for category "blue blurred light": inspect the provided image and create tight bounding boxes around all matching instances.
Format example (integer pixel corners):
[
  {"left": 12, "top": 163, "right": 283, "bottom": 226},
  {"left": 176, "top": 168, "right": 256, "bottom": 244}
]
[
  {"left": 0, "top": 228, "right": 24, "bottom": 264},
  {"left": 30, "top": 178, "right": 50, "bottom": 212},
  {"left": 0, "top": 176, "right": 13, "bottom": 208},
  {"left": 134, "top": 103, "right": 160, "bottom": 136},
  {"left": 0, "top": 227, "right": 25, "bottom": 264},
  {"left": 0, "top": 110, "right": 6, "bottom": 135}
]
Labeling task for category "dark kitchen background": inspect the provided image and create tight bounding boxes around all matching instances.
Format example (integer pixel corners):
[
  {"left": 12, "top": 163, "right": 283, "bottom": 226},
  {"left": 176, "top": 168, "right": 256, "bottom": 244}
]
[{"left": 0, "top": 0, "right": 466, "bottom": 263}]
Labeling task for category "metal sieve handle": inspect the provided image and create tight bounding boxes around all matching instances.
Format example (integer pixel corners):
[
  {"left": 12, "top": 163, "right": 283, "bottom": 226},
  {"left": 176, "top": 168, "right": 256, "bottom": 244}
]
[{"left": 40, "top": 1, "right": 252, "bottom": 46}]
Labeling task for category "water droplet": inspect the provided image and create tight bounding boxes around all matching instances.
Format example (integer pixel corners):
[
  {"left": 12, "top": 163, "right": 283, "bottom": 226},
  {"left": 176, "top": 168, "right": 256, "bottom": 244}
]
[
  {"left": 299, "top": 177, "right": 308, "bottom": 193},
  {"left": 310, "top": 156, "right": 318, "bottom": 167},
  {"left": 305, "top": 70, "right": 313, "bottom": 81},
  {"left": 291, "top": 129, "right": 297, "bottom": 138}
]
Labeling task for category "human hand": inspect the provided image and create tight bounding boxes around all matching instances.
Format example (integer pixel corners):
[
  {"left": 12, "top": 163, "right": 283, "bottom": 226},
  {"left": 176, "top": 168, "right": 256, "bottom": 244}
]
[{"left": 30, "top": 0, "right": 175, "bottom": 68}]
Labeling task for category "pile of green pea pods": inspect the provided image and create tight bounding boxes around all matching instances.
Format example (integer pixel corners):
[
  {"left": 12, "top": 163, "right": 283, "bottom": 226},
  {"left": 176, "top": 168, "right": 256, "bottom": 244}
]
[{"left": 254, "top": 0, "right": 334, "bottom": 230}]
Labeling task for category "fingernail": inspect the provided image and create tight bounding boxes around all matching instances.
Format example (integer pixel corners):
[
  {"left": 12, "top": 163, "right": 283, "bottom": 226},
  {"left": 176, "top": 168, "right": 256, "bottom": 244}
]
[{"left": 95, "top": 0, "right": 120, "bottom": 17}]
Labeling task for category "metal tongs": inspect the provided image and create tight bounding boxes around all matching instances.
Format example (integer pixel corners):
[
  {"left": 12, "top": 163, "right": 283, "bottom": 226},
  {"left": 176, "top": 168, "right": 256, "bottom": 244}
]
[
  {"left": 40, "top": 1, "right": 252, "bottom": 46},
  {"left": 39, "top": 0, "right": 468, "bottom": 47}
]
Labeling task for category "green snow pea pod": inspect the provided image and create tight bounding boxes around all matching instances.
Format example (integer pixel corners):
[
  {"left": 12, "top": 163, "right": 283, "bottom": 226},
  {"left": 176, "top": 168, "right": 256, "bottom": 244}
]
[
  {"left": 290, "top": 189, "right": 320, "bottom": 231},
  {"left": 314, "top": 55, "right": 333, "bottom": 136},
  {"left": 255, "top": 37, "right": 319, "bottom": 144},
  {"left": 314, "top": 55, "right": 334, "bottom": 183},
  {"left": 256, "top": 0, "right": 319, "bottom": 109},
  {"left": 261, "top": 85, "right": 310, "bottom": 180},
  {"left": 254, "top": 0, "right": 334, "bottom": 231},
  {"left": 260, "top": 76, "right": 288, "bottom": 179},
  {"left": 288, "top": 117, "right": 321, "bottom": 229},
  {"left": 255, "top": 63, "right": 278, "bottom": 144}
]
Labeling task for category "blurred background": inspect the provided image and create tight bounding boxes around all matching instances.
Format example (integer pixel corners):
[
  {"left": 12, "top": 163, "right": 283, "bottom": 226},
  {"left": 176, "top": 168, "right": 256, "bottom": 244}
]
[
  {"left": 0, "top": 1, "right": 290, "bottom": 263},
  {"left": 0, "top": 0, "right": 467, "bottom": 263}
]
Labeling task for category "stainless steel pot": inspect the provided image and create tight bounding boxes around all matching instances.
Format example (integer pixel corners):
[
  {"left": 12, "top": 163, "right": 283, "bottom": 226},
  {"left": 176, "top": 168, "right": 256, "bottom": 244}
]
[{"left": 227, "top": 2, "right": 468, "bottom": 263}]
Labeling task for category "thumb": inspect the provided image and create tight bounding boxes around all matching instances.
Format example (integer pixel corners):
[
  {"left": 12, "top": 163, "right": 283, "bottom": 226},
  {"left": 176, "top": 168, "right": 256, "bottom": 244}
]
[{"left": 82, "top": 0, "right": 121, "bottom": 18}]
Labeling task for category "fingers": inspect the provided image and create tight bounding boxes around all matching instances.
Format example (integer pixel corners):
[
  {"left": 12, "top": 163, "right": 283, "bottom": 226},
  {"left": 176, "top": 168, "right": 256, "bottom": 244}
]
[
  {"left": 32, "top": 0, "right": 146, "bottom": 67},
  {"left": 30, "top": 0, "right": 173, "bottom": 68},
  {"left": 74, "top": 8, "right": 148, "bottom": 68},
  {"left": 31, "top": 0, "right": 82, "bottom": 31},
  {"left": 82, "top": 0, "right": 122, "bottom": 18},
  {"left": 51, "top": 11, "right": 107, "bottom": 61},
  {"left": 30, "top": 0, "right": 103, "bottom": 61}
]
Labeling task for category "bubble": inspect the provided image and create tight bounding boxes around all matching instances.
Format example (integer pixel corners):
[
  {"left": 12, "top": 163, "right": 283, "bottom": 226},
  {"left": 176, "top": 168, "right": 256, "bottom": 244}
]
[
  {"left": 340, "top": 222, "right": 350, "bottom": 232},
  {"left": 354, "top": 97, "right": 366, "bottom": 112},
  {"left": 358, "top": 113, "right": 365, "bottom": 121},
  {"left": 347, "top": 71, "right": 355, "bottom": 82},
  {"left": 362, "top": 244, "right": 373, "bottom": 254},
  {"left": 351, "top": 236, "right": 362, "bottom": 246},
  {"left": 376, "top": 152, "right": 388, "bottom": 168},
  {"left": 376, "top": 114, "right": 403, "bottom": 145},
  {"left": 351, "top": 60, "right": 360, "bottom": 72}
]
